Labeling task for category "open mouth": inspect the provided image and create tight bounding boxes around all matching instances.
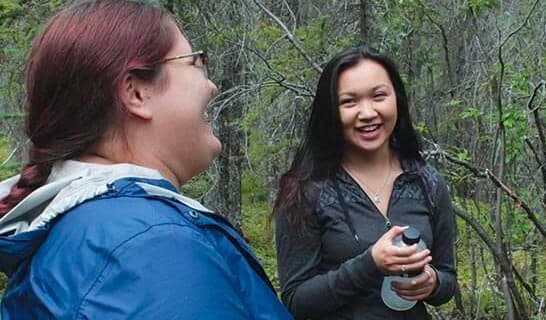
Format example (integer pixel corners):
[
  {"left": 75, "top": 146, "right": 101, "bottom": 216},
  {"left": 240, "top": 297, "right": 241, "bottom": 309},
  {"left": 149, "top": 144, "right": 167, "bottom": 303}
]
[{"left": 356, "top": 124, "right": 382, "bottom": 133}]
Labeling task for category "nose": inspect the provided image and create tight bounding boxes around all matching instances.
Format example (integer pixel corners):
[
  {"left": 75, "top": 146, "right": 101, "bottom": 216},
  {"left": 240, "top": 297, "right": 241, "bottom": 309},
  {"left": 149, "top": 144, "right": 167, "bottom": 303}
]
[
  {"left": 357, "top": 101, "right": 378, "bottom": 120},
  {"left": 209, "top": 80, "right": 219, "bottom": 97}
]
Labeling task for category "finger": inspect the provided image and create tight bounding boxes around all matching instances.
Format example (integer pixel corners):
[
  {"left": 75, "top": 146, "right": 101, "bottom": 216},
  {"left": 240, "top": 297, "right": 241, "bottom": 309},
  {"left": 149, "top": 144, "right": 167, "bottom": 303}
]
[
  {"left": 424, "top": 265, "right": 437, "bottom": 283},
  {"left": 395, "top": 281, "right": 435, "bottom": 300},
  {"left": 393, "top": 255, "right": 432, "bottom": 274},
  {"left": 407, "top": 248, "right": 432, "bottom": 261},
  {"left": 382, "top": 225, "right": 408, "bottom": 241},
  {"left": 385, "top": 253, "right": 430, "bottom": 274},
  {"left": 391, "top": 272, "right": 430, "bottom": 289},
  {"left": 394, "top": 285, "right": 432, "bottom": 297},
  {"left": 390, "top": 244, "right": 419, "bottom": 257},
  {"left": 397, "top": 291, "right": 432, "bottom": 301},
  {"left": 391, "top": 247, "right": 430, "bottom": 262},
  {"left": 393, "top": 283, "right": 434, "bottom": 298},
  {"left": 383, "top": 254, "right": 429, "bottom": 275}
]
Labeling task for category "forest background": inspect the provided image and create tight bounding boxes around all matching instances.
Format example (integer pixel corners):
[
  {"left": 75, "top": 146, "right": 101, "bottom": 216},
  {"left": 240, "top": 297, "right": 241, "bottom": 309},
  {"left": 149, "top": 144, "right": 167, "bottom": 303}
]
[{"left": 0, "top": 0, "right": 545, "bottom": 319}]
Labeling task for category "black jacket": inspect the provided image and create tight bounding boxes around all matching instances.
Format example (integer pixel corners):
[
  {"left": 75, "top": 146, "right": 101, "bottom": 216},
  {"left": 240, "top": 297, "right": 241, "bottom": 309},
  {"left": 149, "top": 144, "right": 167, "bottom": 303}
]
[{"left": 276, "top": 160, "right": 456, "bottom": 319}]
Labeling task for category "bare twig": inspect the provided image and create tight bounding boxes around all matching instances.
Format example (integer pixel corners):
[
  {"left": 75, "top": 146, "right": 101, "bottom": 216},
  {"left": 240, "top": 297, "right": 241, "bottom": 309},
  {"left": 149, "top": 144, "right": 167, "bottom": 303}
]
[
  {"left": 502, "top": 275, "right": 515, "bottom": 320},
  {"left": 0, "top": 139, "right": 27, "bottom": 168},
  {"left": 511, "top": 263, "right": 538, "bottom": 302},
  {"left": 424, "top": 140, "right": 546, "bottom": 238},
  {"left": 455, "top": 208, "right": 501, "bottom": 259},
  {"left": 499, "top": 0, "right": 540, "bottom": 50},
  {"left": 238, "top": 42, "right": 315, "bottom": 97},
  {"left": 527, "top": 81, "right": 546, "bottom": 199},
  {"left": 252, "top": 0, "right": 323, "bottom": 73},
  {"left": 421, "top": 8, "right": 453, "bottom": 92},
  {"left": 496, "top": 0, "right": 541, "bottom": 164},
  {"left": 455, "top": 208, "right": 532, "bottom": 317}
]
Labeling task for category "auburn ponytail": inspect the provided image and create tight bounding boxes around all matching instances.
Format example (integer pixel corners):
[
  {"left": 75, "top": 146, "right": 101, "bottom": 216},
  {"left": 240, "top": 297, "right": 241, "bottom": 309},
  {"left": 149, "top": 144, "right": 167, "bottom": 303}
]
[{"left": 0, "top": 160, "right": 52, "bottom": 217}]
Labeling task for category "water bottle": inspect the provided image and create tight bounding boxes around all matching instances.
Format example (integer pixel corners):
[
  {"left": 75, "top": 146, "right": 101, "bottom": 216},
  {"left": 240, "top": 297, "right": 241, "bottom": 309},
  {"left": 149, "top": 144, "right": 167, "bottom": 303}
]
[{"left": 381, "top": 226, "right": 427, "bottom": 311}]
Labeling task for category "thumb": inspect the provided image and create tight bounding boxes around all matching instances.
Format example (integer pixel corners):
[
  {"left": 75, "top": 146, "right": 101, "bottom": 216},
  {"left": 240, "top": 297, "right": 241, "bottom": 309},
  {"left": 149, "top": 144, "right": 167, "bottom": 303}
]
[{"left": 383, "top": 225, "right": 408, "bottom": 241}]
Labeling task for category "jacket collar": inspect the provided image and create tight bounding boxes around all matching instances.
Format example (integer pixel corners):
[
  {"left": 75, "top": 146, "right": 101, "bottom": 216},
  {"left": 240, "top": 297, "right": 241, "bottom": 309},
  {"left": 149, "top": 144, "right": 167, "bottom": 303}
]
[
  {"left": 336, "top": 157, "right": 422, "bottom": 186},
  {"left": 0, "top": 160, "right": 211, "bottom": 235},
  {"left": 0, "top": 161, "right": 214, "bottom": 276}
]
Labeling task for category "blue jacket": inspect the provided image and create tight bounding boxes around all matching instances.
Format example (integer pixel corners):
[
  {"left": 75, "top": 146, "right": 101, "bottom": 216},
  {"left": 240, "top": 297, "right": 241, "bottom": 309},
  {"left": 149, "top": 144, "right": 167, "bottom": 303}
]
[{"left": 0, "top": 161, "right": 292, "bottom": 319}]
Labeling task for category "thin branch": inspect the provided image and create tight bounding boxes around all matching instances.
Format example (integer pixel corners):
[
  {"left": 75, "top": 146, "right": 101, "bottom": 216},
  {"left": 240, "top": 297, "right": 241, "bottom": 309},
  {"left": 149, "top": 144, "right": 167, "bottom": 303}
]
[
  {"left": 499, "top": 0, "right": 540, "bottom": 50},
  {"left": 455, "top": 208, "right": 532, "bottom": 316},
  {"left": 252, "top": 0, "right": 323, "bottom": 73},
  {"left": 454, "top": 208, "right": 501, "bottom": 265},
  {"left": 495, "top": 0, "right": 541, "bottom": 162},
  {"left": 0, "top": 139, "right": 27, "bottom": 168},
  {"left": 525, "top": 138, "right": 543, "bottom": 168},
  {"left": 240, "top": 43, "right": 315, "bottom": 96},
  {"left": 527, "top": 80, "right": 546, "bottom": 162},
  {"left": 511, "top": 264, "right": 538, "bottom": 302},
  {"left": 424, "top": 141, "right": 546, "bottom": 238},
  {"left": 422, "top": 8, "right": 453, "bottom": 91}
]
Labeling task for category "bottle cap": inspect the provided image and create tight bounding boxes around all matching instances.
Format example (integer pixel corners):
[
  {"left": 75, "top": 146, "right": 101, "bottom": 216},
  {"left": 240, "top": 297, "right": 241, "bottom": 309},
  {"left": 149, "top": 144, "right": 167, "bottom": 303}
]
[{"left": 402, "top": 227, "right": 420, "bottom": 245}]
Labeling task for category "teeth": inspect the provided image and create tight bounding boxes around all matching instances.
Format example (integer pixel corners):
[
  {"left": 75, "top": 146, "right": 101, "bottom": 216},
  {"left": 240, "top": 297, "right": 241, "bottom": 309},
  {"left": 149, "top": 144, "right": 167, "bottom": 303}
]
[{"left": 358, "top": 125, "right": 380, "bottom": 132}]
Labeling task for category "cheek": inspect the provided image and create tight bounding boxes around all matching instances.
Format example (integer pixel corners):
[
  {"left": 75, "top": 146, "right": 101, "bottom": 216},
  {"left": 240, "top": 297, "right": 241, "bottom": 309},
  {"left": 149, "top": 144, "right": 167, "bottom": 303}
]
[
  {"left": 338, "top": 109, "right": 353, "bottom": 127},
  {"left": 389, "top": 98, "right": 398, "bottom": 119}
]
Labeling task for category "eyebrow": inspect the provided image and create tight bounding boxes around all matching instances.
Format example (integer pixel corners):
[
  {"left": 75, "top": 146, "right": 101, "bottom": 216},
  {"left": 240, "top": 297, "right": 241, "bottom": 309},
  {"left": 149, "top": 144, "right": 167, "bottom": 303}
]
[
  {"left": 338, "top": 83, "right": 391, "bottom": 96},
  {"left": 371, "top": 84, "right": 390, "bottom": 90}
]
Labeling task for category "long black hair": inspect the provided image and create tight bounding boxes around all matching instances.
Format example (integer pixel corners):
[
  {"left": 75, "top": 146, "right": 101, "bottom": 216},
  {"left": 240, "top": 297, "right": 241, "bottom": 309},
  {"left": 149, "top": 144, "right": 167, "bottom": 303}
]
[{"left": 274, "top": 45, "right": 422, "bottom": 227}]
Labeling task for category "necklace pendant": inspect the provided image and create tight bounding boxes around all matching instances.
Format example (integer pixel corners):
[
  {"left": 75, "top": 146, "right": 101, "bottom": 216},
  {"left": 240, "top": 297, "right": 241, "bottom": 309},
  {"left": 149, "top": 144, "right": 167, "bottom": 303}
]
[{"left": 373, "top": 195, "right": 381, "bottom": 204}]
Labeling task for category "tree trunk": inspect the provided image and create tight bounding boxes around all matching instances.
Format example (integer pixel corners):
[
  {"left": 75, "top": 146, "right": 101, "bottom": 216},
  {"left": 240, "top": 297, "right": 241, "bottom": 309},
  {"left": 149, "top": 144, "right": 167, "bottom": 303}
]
[
  {"left": 215, "top": 7, "right": 244, "bottom": 228},
  {"left": 359, "top": 0, "right": 372, "bottom": 45}
]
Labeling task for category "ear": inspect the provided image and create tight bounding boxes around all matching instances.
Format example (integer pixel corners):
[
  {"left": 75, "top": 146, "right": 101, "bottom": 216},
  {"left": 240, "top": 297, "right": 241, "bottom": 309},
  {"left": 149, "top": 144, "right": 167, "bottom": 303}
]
[{"left": 118, "top": 73, "right": 153, "bottom": 120}]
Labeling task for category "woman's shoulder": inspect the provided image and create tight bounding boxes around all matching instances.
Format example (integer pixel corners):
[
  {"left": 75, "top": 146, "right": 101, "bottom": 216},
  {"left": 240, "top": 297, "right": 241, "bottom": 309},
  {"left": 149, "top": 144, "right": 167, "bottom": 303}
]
[
  {"left": 45, "top": 195, "right": 200, "bottom": 260},
  {"left": 407, "top": 160, "right": 450, "bottom": 210},
  {"left": 311, "top": 175, "right": 344, "bottom": 214},
  {"left": 418, "top": 162, "right": 448, "bottom": 190},
  {"left": 402, "top": 158, "right": 445, "bottom": 189},
  {"left": 420, "top": 161, "right": 441, "bottom": 179},
  {"left": 68, "top": 195, "right": 188, "bottom": 227},
  {"left": 28, "top": 197, "right": 223, "bottom": 319},
  {"left": 35, "top": 194, "right": 211, "bottom": 277}
]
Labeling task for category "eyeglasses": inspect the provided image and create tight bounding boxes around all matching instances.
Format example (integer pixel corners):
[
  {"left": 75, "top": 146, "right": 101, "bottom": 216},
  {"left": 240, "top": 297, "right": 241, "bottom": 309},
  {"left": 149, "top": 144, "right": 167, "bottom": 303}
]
[{"left": 157, "top": 50, "right": 209, "bottom": 78}]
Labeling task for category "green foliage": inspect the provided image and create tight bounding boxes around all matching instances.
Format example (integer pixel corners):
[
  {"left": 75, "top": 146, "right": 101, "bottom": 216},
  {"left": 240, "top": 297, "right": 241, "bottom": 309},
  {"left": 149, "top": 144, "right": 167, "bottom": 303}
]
[
  {"left": 0, "top": 135, "right": 18, "bottom": 299},
  {"left": 461, "top": 107, "right": 483, "bottom": 121},
  {"left": 445, "top": 99, "right": 463, "bottom": 108},
  {"left": 0, "top": 273, "right": 6, "bottom": 297},
  {"left": 240, "top": 170, "right": 279, "bottom": 286},
  {"left": 0, "top": 136, "right": 18, "bottom": 179},
  {"left": 0, "top": 0, "right": 23, "bottom": 27},
  {"left": 466, "top": 0, "right": 500, "bottom": 14},
  {"left": 413, "top": 121, "right": 429, "bottom": 135},
  {"left": 180, "top": 172, "right": 215, "bottom": 200},
  {"left": 254, "top": 24, "right": 283, "bottom": 52}
]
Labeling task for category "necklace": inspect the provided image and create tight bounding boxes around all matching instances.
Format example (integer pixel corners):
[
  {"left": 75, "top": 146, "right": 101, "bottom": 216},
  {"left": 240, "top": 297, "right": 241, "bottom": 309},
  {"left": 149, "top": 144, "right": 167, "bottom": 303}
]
[{"left": 344, "top": 159, "right": 393, "bottom": 204}]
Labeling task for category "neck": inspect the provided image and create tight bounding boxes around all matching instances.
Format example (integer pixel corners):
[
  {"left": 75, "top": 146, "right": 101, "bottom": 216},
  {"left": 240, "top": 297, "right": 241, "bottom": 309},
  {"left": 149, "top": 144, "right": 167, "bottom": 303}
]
[
  {"left": 342, "top": 145, "right": 394, "bottom": 173},
  {"left": 77, "top": 140, "right": 185, "bottom": 189}
]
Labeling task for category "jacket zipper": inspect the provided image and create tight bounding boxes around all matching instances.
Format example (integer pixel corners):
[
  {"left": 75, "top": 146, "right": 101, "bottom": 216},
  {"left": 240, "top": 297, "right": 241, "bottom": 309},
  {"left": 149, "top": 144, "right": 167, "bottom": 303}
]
[{"left": 345, "top": 170, "right": 399, "bottom": 232}]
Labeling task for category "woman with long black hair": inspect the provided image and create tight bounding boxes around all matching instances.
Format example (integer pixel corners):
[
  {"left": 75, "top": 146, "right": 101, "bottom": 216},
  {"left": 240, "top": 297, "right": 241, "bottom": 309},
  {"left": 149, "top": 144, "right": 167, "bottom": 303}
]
[{"left": 274, "top": 46, "right": 456, "bottom": 319}]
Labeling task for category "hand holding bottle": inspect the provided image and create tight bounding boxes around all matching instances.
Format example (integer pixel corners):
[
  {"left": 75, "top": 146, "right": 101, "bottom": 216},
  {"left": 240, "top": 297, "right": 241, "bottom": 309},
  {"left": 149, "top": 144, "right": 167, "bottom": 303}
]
[
  {"left": 371, "top": 225, "right": 431, "bottom": 275},
  {"left": 375, "top": 226, "right": 434, "bottom": 311},
  {"left": 391, "top": 264, "right": 438, "bottom": 301}
]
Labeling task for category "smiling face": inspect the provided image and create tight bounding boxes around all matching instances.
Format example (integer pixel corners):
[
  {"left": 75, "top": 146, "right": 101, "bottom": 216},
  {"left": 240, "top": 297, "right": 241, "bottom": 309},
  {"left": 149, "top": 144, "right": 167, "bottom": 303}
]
[
  {"left": 143, "top": 26, "right": 221, "bottom": 184},
  {"left": 337, "top": 59, "right": 398, "bottom": 159}
]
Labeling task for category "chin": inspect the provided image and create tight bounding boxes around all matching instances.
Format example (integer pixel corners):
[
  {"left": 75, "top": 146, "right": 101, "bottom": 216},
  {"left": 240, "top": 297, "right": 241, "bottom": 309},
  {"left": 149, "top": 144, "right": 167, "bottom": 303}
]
[
  {"left": 211, "top": 137, "right": 222, "bottom": 156},
  {"left": 351, "top": 140, "right": 389, "bottom": 155}
]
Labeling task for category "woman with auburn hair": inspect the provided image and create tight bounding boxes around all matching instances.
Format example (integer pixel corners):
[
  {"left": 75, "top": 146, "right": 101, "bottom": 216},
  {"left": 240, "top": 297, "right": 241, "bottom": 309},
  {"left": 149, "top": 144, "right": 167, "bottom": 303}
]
[
  {"left": 274, "top": 46, "right": 456, "bottom": 319},
  {"left": 0, "top": 1, "right": 291, "bottom": 319}
]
